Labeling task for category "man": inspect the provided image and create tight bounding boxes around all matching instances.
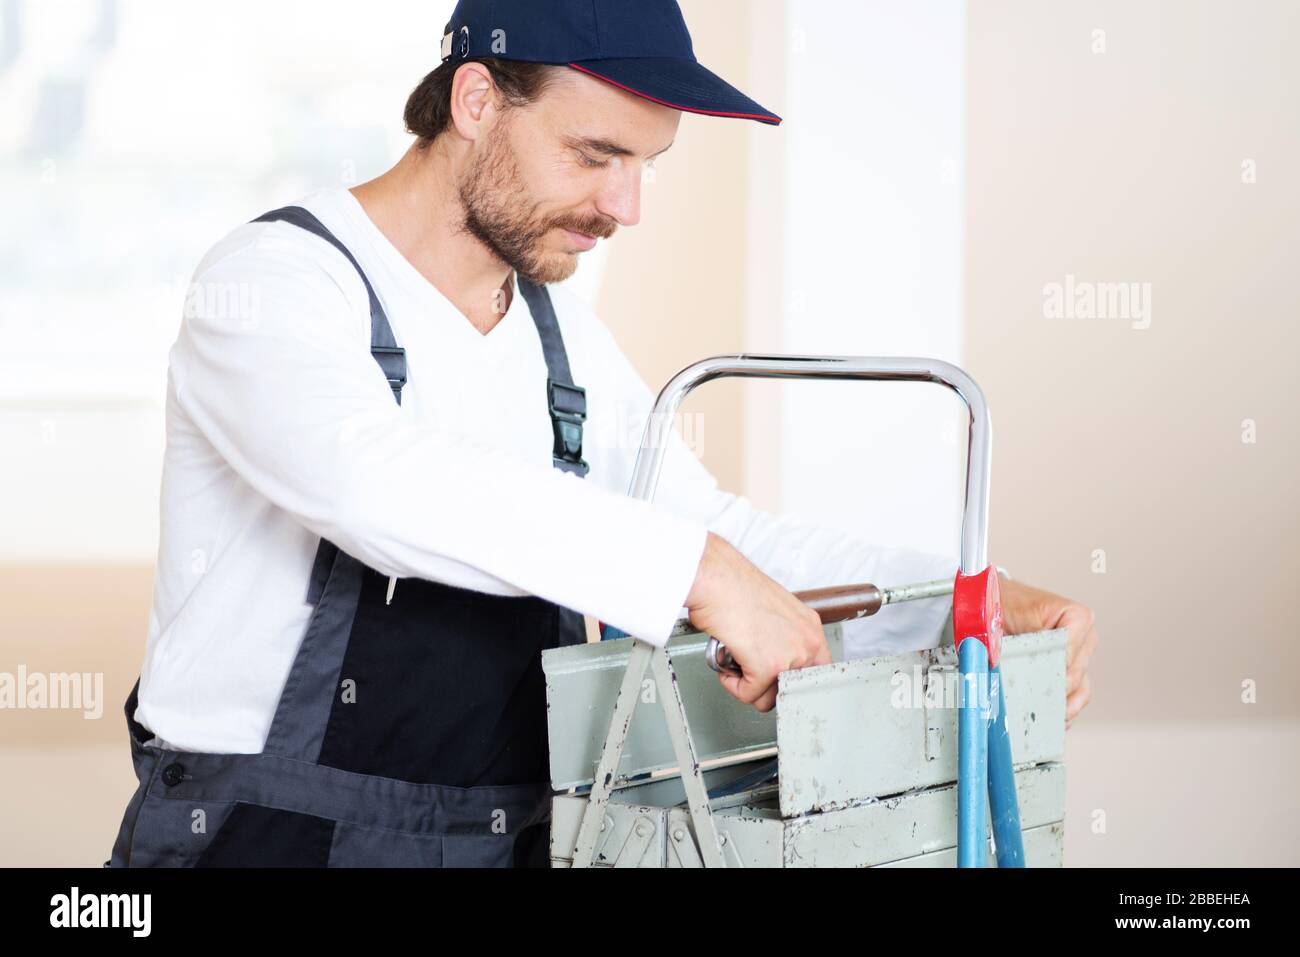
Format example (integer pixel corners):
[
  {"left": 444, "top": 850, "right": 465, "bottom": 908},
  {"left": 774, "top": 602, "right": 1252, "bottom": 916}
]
[{"left": 110, "top": 0, "right": 1096, "bottom": 868}]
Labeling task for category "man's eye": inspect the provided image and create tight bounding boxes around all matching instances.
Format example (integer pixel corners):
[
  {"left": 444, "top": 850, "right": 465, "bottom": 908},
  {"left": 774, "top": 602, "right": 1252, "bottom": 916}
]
[{"left": 579, "top": 152, "right": 609, "bottom": 169}]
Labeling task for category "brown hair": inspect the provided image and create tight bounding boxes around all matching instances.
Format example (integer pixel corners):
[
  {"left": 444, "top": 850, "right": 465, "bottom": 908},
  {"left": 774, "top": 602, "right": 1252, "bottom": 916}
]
[{"left": 403, "top": 58, "right": 559, "bottom": 149}]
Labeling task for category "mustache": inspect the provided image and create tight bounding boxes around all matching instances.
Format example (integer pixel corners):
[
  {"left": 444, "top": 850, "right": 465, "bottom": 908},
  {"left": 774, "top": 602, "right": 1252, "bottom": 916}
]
[{"left": 549, "top": 215, "right": 619, "bottom": 240}]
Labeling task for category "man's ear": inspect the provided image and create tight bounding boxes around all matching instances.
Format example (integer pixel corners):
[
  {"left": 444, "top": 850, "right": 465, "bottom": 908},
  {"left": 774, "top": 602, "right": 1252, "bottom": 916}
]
[{"left": 448, "top": 62, "right": 498, "bottom": 143}]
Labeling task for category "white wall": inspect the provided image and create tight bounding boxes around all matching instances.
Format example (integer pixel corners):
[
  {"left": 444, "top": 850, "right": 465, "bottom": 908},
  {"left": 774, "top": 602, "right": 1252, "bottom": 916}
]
[{"left": 747, "top": 0, "right": 968, "bottom": 562}]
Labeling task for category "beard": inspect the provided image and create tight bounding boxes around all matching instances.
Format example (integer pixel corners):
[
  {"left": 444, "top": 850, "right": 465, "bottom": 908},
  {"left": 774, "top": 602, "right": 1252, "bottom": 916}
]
[{"left": 457, "top": 118, "right": 617, "bottom": 286}]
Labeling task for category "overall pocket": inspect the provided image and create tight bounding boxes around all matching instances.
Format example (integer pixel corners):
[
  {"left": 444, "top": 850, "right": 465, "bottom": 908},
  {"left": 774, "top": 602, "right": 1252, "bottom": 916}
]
[{"left": 194, "top": 802, "right": 336, "bottom": 867}]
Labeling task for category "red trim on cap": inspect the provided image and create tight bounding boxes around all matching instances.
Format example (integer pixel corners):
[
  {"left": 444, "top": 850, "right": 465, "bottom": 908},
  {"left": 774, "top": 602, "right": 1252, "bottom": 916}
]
[{"left": 568, "top": 62, "right": 782, "bottom": 125}]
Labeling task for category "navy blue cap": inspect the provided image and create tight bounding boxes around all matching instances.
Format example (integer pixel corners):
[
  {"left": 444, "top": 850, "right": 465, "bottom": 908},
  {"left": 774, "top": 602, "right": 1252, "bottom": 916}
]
[{"left": 440, "top": 0, "right": 782, "bottom": 125}]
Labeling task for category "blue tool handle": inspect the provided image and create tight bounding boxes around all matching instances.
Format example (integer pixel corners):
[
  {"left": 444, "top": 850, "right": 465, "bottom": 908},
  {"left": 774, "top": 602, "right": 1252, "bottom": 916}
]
[
  {"left": 987, "top": 663, "right": 1025, "bottom": 866},
  {"left": 957, "top": 636, "right": 990, "bottom": 867}
]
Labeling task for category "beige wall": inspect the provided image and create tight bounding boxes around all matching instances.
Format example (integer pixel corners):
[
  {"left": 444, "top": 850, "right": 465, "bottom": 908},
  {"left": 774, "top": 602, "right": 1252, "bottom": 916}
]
[
  {"left": 0, "top": 563, "right": 150, "bottom": 866},
  {"left": 0, "top": 564, "right": 149, "bottom": 747},
  {"left": 965, "top": 0, "right": 1300, "bottom": 722}
]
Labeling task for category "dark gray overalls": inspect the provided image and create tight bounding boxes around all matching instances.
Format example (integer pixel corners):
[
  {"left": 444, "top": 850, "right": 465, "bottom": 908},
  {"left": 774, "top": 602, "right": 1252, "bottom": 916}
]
[{"left": 108, "top": 207, "right": 590, "bottom": 867}]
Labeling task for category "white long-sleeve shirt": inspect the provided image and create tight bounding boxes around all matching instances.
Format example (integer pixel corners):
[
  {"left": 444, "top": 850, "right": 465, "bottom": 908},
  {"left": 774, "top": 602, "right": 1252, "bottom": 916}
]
[{"left": 136, "top": 186, "right": 957, "bottom": 754}]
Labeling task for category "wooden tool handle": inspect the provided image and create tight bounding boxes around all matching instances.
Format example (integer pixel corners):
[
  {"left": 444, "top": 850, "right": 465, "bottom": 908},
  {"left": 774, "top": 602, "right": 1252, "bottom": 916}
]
[
  {"left": 706, "top": 582, "right": 883, "bottom": 675},
  {"left": 798, "top": 582, "right": 884, "bottom": 623}
]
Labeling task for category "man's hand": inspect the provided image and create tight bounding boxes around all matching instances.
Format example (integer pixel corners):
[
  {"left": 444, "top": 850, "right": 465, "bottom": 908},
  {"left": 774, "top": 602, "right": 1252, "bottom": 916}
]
[
  {"left": 999, "top": 577, "right": 1098, "bottom": 728},
  {"left": 685, "top": 533, "right": 831, "bottom": 712}
]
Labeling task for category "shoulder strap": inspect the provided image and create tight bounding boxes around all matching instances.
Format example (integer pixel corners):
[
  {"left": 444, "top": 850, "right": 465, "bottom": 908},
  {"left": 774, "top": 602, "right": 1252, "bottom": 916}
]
[
  {"left": 252, "top": 206, "right": 407, "bottom": 405},
  {"left": 517, "top": 277, "right": 589, "bottom": 478},
  {"left": 252, "top": 205, "right": 407, "bottom": 604},
  {"left": 516, "top": 276, "right": 592, "bottom": 648}
]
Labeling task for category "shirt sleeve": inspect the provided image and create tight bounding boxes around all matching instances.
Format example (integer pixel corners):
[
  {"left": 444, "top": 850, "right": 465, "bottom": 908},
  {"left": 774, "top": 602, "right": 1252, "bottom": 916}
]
[
  {"left": 577, "top": 311, "right": 957, "bottom": 659},
  {"left": 169, "top": 228, "right": 707, "bottom": 646}
]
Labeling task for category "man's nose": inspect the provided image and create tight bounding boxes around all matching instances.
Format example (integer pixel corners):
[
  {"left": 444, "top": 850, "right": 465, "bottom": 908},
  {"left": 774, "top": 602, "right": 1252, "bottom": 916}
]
[{"left": 594, "top": 158, "right": 643, "bottom": 228}]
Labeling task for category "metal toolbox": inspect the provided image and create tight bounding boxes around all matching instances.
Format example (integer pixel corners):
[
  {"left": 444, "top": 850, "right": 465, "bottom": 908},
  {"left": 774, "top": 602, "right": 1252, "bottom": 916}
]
[
  {"left": 544, "top": 622, "right": 1066, "bottom": 867},
  {"left": 548, "top": 353, "right": 1061, "bottom": 867}
]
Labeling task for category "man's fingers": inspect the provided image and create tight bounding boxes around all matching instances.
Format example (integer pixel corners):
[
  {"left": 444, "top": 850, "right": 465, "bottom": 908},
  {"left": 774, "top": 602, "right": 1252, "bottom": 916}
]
[
  {"left": 1065, "top": 621, "right": 1098, "bottom": 696},
  {"left": 719, "top": 671, "right": 756, "bottom": 704},
  {"left": 1066, "top": 673, "right": 1092, "bottom": 727},
  {"left": 752, "top": 686, "right": 778, "bottom": 713},
  {"left": 1064, "top": 607, "right": 1098, "bottom": 669},
  {"left": 1067, "top": 633, "right": 1096, "bottom": 674},
  {"left": 719, "top": 670, "right": 777, "bottom": 710}
]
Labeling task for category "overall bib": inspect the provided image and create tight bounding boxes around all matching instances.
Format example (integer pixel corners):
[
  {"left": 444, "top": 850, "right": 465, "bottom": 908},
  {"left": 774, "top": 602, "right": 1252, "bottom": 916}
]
[{"left": 108, "top": 207, "right": 590, "bottom": 868}]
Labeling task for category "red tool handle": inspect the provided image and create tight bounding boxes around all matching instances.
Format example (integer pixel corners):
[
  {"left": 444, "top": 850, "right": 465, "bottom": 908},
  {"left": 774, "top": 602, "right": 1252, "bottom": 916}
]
[{"left": 952, "top": 566, "right": 1004, "bottom": 667}]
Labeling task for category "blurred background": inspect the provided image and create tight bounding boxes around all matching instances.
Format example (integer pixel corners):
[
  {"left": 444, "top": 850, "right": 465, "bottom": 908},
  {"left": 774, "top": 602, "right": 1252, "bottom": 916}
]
[{"left": 2, "top": 0, "right": 1296, "bottom": 866}]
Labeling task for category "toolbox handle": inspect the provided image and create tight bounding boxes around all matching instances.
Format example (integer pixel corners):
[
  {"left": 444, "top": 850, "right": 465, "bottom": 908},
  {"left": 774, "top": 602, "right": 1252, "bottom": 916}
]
[
  {"left": 628, "top": 354, "right": 991, "bottom": 570},
  {"left": 624, "top": 354, "right": 992, "bottom": 671}
]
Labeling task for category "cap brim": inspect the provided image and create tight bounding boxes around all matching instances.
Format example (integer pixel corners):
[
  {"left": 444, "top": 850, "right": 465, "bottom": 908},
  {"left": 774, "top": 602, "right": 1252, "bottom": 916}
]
[{"left": 568, "top": 57, "right": 782, "bottom": 126}]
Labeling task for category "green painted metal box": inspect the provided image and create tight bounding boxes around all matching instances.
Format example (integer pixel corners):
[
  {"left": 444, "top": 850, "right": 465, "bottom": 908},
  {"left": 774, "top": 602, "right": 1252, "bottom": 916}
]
[{"left": 544, "top": 624, "right": 1067, "bottom": 867}]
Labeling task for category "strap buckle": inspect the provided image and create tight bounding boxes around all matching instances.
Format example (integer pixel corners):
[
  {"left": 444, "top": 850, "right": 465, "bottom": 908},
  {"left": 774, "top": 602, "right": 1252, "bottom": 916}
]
[
  {"left": 548, "top": 378, "right": 589, "bottom": 476},
  {"left": 372, "top": 346, "right": 408, "bottom": 403}
]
